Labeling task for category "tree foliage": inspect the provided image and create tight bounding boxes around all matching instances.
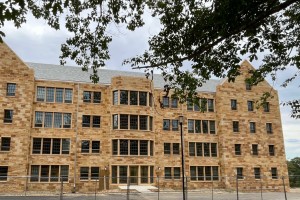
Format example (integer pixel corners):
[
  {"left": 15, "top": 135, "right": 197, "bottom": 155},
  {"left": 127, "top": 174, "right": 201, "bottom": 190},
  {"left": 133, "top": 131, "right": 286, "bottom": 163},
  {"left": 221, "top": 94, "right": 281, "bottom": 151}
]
[
  {"left": 0, "top": 0, "right": 299, "bottom": 117},
  {"left": 287, "top": 157, "right": 300, "bottom": 187}
]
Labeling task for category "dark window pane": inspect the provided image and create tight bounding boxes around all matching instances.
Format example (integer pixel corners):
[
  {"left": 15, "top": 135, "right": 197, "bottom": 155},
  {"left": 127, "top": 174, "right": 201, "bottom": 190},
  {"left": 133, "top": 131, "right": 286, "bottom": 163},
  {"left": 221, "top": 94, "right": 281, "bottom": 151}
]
[
  {"left": 91, "top": 167, "right": 100, "bottom": 180},
  {"left": 212, "top": 166, "right": 219, "bottom": 180},
  {"left": 80, "top": 167, "right": 89, "bottom": 180},
  {"left": 52, "top": 139, "right": 61, "bottom": 154},
  {"left": 205, "top": 166, "right": 212, "bottom": 180},
  {"left": 140, "top": 140, "right": 148, "bottom": 155},
  {"left": 120, "top": 140, "right": 128, "bottom": 155},
  {"left": 40, "top": 165, "right": 50, "bottom": 182},
  {"left": 246, "top": 82, "right": 251, "bottom": 90},
  {"left": 42, "top": 138, "right": 51, "bottom": 154},
  {"left": 61, "top": 165, "right": 69, "bottom": 182},
  {"left": 112, "top": 166, "right": 118, "bottom": 183},
  {"left": 248, "top": 101, "right": 254, "bottom": 111},
  {"left": 92, "top": 141, "right": 100, "bottom": 153},
  {"left": 141, "top": 166, "right": 148, "bottom": 183},
  {"left": 266, "top": 123, "right": 273, "bottom": 133},
  {"left": 6, "top": 83, "right": 16, "bottom": 96},
  {"left": 195, "top": 120, "right": 201, "bottom": 133},
  {"left": 250, "top": 122, "right": 256, "bottom": 133},
  {"left": 30, "top": 165, "right": 39, "bottom": 182},
  {"left": 62, "top": 139, "right": 70, "bottom": 154},
  {"left": 113, "top": 91, "right": 118, "bottom": 105},
  {"left": 196, "top": 143, "right": 203, "bottom": 156},
  {"left": 93, "top": 92, "right": 101, "bottom": 103},
  {"left": 252, "top": 144, "right": 258, "bottom": 155},
  {"left": 264, "top": 102, "right": 270, "bottom": 112},
  {"left": 204, "top": 143, "right": 210, "bottom": 157},
  {"left": 92, "top": 116, "right": 100, "bottom": 128},
  {"left": 211, "top": 143, "right": 217, "bottom": 157},
  {"left": 81, "top": 140, "right": 90, "bottom": 153},
  {"left": 208, "top": 99, "right": 214, "bottom": 112},
  {"left": 112, "top": 140, "right": 118, "bottom": 155},
  {"left": 120, "top": 90, "right": 128, "bottom": 104},
  {"left": 164, "top": 167, "right": 171, "bottom": 179},
  {"left": 233, "top": 121, "right": 239, "bottom": 132},
  {"left": 202, "top": 120, "right": 208, "bottom": 133},
  {"left": 120, "top": 114, "right": 128, "bottom": 129},
  {"left": 173, "top": 143, "right": 180, "bottom": 155},
  {"left": 254, "top": 168, "right": 261, "bottom": 179},
  {"left": 231, "top": 99, "right": 237, "bottom": 110},
  {"left": 189, "top": 142, "right": 195, "bottom": 156},
  {"left": 188, "top": 120, "right": 194, "bottom": 133},
  {"left": 237, "top": 168, "right": 243, "bottom": 179},
  {"left": 235, "top": 144, "right": 241, "bottom": 155},
  {"left": 164, "top": 143, "right": 171, "bottom": 155},
  {"left": 82, "top": 115, "right": 91, "bottom": 127},
  {"left": 4, "top": 109, "right": 13, "bottom": 123},
  {"left": 32, "top": 138, "right": 42, "bottom": 154},
  {"left": 271, "top": 168, "right": 278, "bottom": 179},
  {"left": 130, "top": 140, "right": 138, "bottom": 155},
  {"left": 139, "top": 115, "right": 148, "bottom": 130},
  {"left": 119, "top": 166, "right": 128, "bottom": 184},
  {"left": 210, "top": 121, "right": 216, "bottom": 134},
  {"left": 130, "top": 115, "right": 138, "bottom": 130},
  {"left": 200, "top": 98, "right": 207, "bottom": 112},
  {"left": 1, "top": 137, "right": 11, "bottom": 151},
  {"left": 190, "top": 166, "right": 197, "bottom": 180},
  {"left": 198, "top": 166, "right": 204, "bottom": 180},
  {"left": 269, "top": 145, "right": 275, "bottom": 156},
  {"left": 187, "top": 99, "right": 193, "bottom": 110},
  {"left": 130, "top": 91, "right": 138, "bottom": 105},
  {"left": 139, "top": 92, "right": 147, "bottom": 106},
  {"left": 50, "top": 165, "right": 59, "bottom": 182},
  {"left": 174, "top": 167, "right": 180, "bottom": 179}
]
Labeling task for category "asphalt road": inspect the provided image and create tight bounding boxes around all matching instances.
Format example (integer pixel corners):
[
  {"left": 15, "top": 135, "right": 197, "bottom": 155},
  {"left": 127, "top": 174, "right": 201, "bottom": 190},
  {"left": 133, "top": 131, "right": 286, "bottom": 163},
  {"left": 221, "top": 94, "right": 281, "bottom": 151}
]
[{"left": 0, "top": 192, "right": 299, "bottom": 200}]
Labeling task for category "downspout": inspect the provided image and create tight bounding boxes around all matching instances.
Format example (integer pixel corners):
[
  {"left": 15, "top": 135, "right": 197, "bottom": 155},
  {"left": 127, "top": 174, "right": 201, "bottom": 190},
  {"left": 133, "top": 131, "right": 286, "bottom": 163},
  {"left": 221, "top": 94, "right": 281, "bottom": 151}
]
[{"left": 73, "top": 83, "right": 80, "bottom": 192}]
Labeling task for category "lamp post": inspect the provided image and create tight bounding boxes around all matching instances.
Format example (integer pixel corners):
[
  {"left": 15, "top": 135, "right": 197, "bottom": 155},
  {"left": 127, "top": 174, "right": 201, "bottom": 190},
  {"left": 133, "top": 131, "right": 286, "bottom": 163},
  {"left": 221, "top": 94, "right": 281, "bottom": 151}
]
[{"left": 179, "top": 115, "right": 186, "bottom": 200}]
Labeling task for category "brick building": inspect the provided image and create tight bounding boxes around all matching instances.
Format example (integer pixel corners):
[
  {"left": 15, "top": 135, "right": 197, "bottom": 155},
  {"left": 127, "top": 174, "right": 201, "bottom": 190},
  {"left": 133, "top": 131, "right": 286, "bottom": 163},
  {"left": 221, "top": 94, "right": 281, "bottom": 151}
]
[{"left": 0, "top": 42, "right": 289, "bottom": 192}]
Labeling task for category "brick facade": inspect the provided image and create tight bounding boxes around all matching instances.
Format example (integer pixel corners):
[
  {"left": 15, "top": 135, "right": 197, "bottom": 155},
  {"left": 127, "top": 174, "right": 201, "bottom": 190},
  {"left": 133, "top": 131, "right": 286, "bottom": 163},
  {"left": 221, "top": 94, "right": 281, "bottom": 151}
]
[{"left": 0, "top": 42, "right": 289, "bottom": 192}]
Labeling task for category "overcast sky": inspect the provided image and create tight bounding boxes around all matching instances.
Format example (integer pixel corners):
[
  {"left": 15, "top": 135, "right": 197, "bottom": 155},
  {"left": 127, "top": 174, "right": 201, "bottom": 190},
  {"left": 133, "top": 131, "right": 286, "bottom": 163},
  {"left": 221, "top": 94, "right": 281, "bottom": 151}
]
[{"left": 2, "top": 13, "right": 299, "bottom": 160}]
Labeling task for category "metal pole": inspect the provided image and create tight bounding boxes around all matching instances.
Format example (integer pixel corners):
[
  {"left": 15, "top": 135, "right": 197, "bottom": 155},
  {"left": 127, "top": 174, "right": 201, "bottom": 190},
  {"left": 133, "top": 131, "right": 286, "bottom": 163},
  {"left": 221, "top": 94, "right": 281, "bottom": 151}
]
[
  {"left": 94, "top": 178, "right": 97, "bottom": 200},
  {"left": 127, "top": 176, "right": 130, "bottom": 200},
  {"left": 260, "top": 176, "right": 263, "bottom": 200},
  {"left": 60, "top": 176, "right": 63, "bottom": 200},
  {"left": 282, "top": 176, "right": 287, "bottom": 200},
  {"left": 236, "top": 175, "right": 239, "bottom": 200},
  {"left": 180, "top": 121, "right": 186, "bottom": 200},
  {"left": 212, "top": 180, "right": 214, "bottom": 200}
]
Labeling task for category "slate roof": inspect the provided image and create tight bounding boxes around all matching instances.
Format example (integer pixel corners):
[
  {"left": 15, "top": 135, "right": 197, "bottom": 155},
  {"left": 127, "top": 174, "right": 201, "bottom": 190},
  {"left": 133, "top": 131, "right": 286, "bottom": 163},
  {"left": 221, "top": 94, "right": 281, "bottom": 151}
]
[{"left": 26, "top": 62, "right": 221, "bottom": 92}]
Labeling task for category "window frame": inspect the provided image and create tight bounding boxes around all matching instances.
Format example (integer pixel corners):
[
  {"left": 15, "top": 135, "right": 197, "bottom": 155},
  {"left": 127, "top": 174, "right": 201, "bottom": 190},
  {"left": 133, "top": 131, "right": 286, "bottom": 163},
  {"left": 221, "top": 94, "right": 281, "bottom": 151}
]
[
  {"left": 0, "top": 166, "right": 8, "bottom": 181},
  {"left": 0, "top": 137, "right": 11, "bottom": 151},
  {"left": 235, "top": 144, "right": 241, "bottom": 155},
  {"left": 231, "top": 99, "right": 237, "bottom": 110},
  {"left": 250, "top": 122, "right": 256, "bottom": 133},
  {"left": 252, "top": 144, "right": 258, "bottom": 156},
  {"left": 3, "top": 109, "right": 13, "bottom": 123},
  {"left": 247, "top": 100, "right": 254, "bottom": 111},
  {"left": 6, "top": 83, "right": 16, "bottom": 96}
]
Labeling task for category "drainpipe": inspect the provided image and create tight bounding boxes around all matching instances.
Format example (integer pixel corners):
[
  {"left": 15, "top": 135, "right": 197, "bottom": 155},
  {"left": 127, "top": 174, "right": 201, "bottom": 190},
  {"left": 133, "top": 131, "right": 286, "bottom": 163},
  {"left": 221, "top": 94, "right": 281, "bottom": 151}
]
[{"left": 73, "top": 83, "right": 80, "bottom": 192}]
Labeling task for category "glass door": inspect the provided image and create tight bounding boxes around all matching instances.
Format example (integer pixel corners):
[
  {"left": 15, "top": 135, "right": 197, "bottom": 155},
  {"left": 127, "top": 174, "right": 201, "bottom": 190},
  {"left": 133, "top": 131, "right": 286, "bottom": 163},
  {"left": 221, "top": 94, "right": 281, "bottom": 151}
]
[{"left": 130, "top": 166, "right": 138, "bottom": 185}]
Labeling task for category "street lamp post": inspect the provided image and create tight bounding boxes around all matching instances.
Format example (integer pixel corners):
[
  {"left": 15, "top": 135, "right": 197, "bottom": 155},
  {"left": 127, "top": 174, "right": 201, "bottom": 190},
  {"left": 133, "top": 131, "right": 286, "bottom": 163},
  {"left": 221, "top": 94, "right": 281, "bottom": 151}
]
[{"left": 179, "top": 115, "right": 186, "bottom": 200}]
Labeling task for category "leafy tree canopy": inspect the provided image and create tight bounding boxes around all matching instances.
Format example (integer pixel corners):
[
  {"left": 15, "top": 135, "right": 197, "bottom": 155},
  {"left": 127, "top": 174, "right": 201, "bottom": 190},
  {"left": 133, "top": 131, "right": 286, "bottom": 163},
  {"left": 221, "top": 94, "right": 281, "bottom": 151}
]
[
  {"left": 0, "top": 0, "right": 299, "bottom": 117},
  {"left": 287, "top": 157, "right": 300, "bottom": 187}
]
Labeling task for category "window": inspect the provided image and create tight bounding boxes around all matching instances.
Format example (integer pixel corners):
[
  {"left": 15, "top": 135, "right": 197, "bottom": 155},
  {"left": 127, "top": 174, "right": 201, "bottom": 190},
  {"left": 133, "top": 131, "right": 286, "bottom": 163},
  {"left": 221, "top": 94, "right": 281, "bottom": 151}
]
[
  {"left": 120, "top": 90, "right": 128, "bottom": 104},
  {"left": 235, "top": 144, "right": 241, "bottom": 155},
  {"left": 188, "top": 119, "right": 215, "bottom": 134},
  {"left": 36, "top": 87, "right": 73, "bottom": 103},
  {"left": 233, "top": 121, "right": 239, "bottom": 132},
  {"left": 248, "top": 101, "right": 254, "bottom": 111},
  {"left": 112, "top": 139, "right": 153, "bottom": 156},
  {"left": 82, "top": 115, "right": 100, "bottom": 128},
  {"left": 271, "top": 168, "right": 278, "bottom": 179},
  {"left": 30, "top": 165, "right": 69, "bottom": 182},
  {"left": 171, "top": 98, "right": 178, "bottom": 108},
  {"left": 163, "top": 119, "right": 170, "bottom": 131},
  {"left": 264, "top": 102, "right": 270, "bottom": 112},
  {"left": 246, "top": 82, "right": 251, "bottom": 90},
  {"left": 190, "top": 166, "right": 219, "bottom": 181},
  {"left": 139, "top": 92, "right": 147, "bottom": 106},
  {"left": 32, "top": 138, "right": 70, "bottom": 155},
  {"left": 164, "top": 143, "right": 171, "bottom": 155},
  {"left": 4, "top": 109, "right": 13, "bottom": 123},
  {"left": 188, "top": 120, "right": 194, "bottom": 133},
  {"left": 269, "top": 145, "right": 275, "bottom": 156},
  {"left": 34, "top": 112, "right": 71, "bottom": 128},
  {"left": 130, "top": 115, "right": 138, "bottom": 130},
  {"left": 164, "top": 167, "right": 180, "bottom": 180},
  {"left": 163, "top": 96, "right": 169, "bottom": 108},
  {"left": 6, "top": 83, "right": 16, "bottom": 96},
  {"left": 111, "top": 165, "right": 154, "bottom": 184},
  {"left": 250, "top": 122, "right": 256, "bottom": 133},
  {"left": 173, "top": 143, "right": 180, "bottom": 155},
  {"left": 237, "top": 168, "right": 243, "bottom": 179},
  {"left": 139, "top": 115, "right": 148, "bottom": 130},
  {"left": 81, "top": 140, "right": 100, "bottom": 154},
  {"left": 113, "top": 114, "right": 151, "bottom": 130},
  {"left": 80, "top": 167, "right": 100, "bottom": 180},
  {"left": 187, "top": 99, "right": 193, "bottom": 110},
  {"left": 254, "top": 168, "right": 261, "bottom": 179},
  {"left": 0, "top": 137, "right": 11, "bottom": 151},
  {"left": 130, "top": 91, "right": 138, "bottom": 105},
  {"left": 252, "top": 144, "right": 258, "bottom": 155},
  {"left": 172, "top": 120, "right": 179, "bottom": 131},
  {"left": 266, "top": 123, "right": 273, "bottom": 133},
  {"left": 0, "top": 166, "right": 8, "bottom": 181},
  {"left": 189, "top": 142, "right": 217, "bottom": 157},
  {"left": 208, "top": 99, "right": 214, "bottom": 112},
  {"left": 209, "top": 121, "right": 216, "bottom": 134},
  {"left": 231, "top": 99, "right": 237, "bottom": 110},
  {"left": 83, "top": 91, "right": 101, "bottom": 103},
  {"left": 202, "top": 120, "right": 208, "bottom": 133},
  {"left": 113, "top": 91, "right": 118, "bottom": 105}
]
